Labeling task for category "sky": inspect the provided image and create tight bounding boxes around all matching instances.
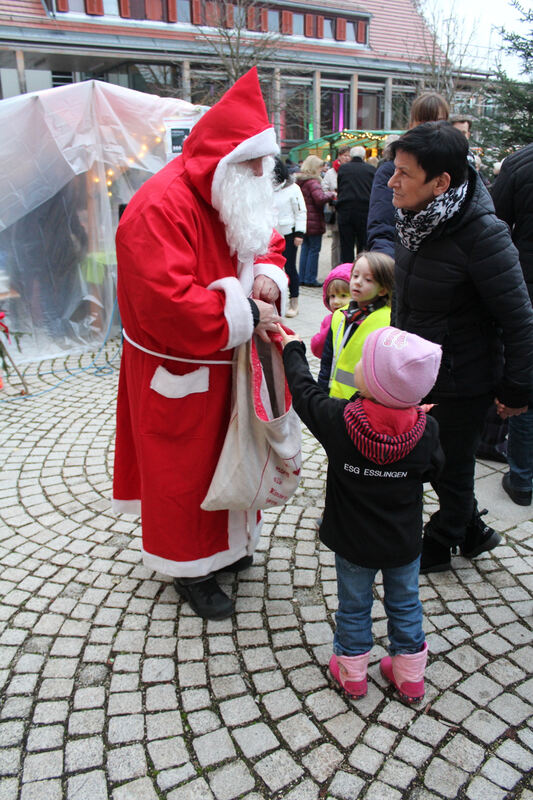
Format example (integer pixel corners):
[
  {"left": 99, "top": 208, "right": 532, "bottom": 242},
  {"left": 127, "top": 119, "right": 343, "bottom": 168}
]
[{"left": 433, "top": 0, "right": 530, "bottom": 78}]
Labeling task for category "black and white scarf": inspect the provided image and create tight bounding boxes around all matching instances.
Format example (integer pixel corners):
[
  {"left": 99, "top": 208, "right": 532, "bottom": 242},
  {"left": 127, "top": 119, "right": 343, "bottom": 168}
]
[
  {"left": 341, "top": 295, "right": 387, "bottom": 326},
  {"left": 395, "top": 180, "right": 468, "bottom": 252}
]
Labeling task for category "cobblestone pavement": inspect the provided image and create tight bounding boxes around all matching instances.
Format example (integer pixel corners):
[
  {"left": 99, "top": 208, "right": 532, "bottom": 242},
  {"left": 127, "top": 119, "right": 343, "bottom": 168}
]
[{"left": 0, "top": 280, "right": 532, "bottom": 800}]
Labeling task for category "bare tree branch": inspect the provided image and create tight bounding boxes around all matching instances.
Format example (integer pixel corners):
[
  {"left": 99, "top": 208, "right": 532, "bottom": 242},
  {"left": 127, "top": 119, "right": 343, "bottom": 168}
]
[
  {"left": 408, "top": 0, "right": 479, "bottom": 105},
  {"left": 193, "top": 0, "right": 280, "bottom": 89}
]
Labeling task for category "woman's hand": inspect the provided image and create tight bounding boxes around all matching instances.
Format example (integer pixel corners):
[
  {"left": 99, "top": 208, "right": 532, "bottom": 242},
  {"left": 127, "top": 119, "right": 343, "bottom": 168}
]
[{"left": 494, "top": 398, "right": 527, "bottom": 419}]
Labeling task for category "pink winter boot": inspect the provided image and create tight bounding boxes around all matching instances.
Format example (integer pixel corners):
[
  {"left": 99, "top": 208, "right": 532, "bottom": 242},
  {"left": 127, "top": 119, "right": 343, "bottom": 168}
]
[
  {"left": 329, "top": 652, "right": 370, "bottom": 698},
  {"left": 380, "top": 642, "right": 428, "bottom": 704}
]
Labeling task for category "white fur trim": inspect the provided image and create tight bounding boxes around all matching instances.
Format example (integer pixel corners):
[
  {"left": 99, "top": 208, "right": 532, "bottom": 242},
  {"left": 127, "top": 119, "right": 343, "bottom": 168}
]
[
  {"left": 141, "top": 510, "right": 262, "bottom": 578},
  {"left": 112, "top": 498, "right": 141, "bottom": 516},
  {"left": 150, "top": 365, "right": 209, "bottom": 398},
  {"left": 254, "top": 262, "right": 289, "bottom": 316},
  {"left": 212, "top": 128, "right": 279, "bottom": 210},
  {"left": 237, "top": 260, "right": 254, "bottom": 294},
  {"left": 207, "top": 276, "right": 254, "bottom": 350}
]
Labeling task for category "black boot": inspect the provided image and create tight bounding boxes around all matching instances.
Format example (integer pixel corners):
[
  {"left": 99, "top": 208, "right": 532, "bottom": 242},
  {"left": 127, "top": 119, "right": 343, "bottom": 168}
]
[
  {"left": 419, "top": 515, "right": 453, "bottom": 575},
  {"left": 174, "top": 575, "right": 233, "bottom": 620},
  {"left": 460, "top": 507, "right": 501, "bottom": 559},
  {"left": 502, "top": 473, "right": 532, "bottom": 506},
  {"left": 419, "top": 535, "right": 452, "bottom": 574},
  {"left": 216, "top": 555, "right": 253, "bottom": 574}
]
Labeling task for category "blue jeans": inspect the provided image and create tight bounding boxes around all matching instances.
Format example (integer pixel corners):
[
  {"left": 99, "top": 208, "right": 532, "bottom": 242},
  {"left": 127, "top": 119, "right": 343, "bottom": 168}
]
[
  {"left": 299, "top": 234, "right": 322, "bottom": 284},
  {"left": 333, "top": 554, "right": 424, "bottom": 657},
  {"left": 507, "top": 393, "right": 533, "bottom": 491}
]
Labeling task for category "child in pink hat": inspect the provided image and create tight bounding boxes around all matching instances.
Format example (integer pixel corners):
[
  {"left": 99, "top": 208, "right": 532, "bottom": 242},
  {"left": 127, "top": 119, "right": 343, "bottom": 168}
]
[
  {"left": 310, "top": 263, "right": 352, "bottom": 359},
  {"left": 278, "top": 325, "right": 444, "bottom": 704},
  {"left": 317, "top": 251, "right": 394, "bottom": 398}
]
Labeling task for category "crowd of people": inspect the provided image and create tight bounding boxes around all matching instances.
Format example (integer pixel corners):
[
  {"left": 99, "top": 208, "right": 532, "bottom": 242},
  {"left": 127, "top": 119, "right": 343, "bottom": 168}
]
[{"left": 113, "top": 69, "right": 532, "bottom": 707}]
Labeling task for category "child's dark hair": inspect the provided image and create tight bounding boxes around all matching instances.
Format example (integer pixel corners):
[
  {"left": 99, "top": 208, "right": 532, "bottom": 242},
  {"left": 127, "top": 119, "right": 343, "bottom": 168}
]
[
  {"left": 352, "top": 251, "right": 395, "bottom": 306},
  {"left": 273, "top": 156, "right": 290, "bottom": 186}
]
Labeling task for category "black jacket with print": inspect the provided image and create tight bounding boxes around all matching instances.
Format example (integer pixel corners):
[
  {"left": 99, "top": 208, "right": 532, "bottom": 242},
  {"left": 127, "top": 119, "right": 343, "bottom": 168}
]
[{"left": 283, "top": 341, "right": 444, "bottom": 569}]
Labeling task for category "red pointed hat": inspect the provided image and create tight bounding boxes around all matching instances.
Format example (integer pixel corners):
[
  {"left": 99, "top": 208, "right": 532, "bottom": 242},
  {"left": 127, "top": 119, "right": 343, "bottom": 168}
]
[{"left": 182, "top": 67, "right": 278, "bottom": 207}]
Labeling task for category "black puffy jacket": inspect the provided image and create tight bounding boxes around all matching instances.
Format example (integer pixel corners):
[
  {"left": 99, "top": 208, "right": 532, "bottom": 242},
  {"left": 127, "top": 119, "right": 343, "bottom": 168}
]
[
  {"left": 491, "top": 143, "right": 533, "bottom": 304},
  {"left": 394, "top": 168, "right": 533, "bottom": 406}
]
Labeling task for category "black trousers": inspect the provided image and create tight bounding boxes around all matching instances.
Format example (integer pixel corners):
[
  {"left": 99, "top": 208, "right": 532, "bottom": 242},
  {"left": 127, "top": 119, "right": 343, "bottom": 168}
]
[
  {"left": 429, "top": 393, "right": 493, "bottom": 543},
  {"left": 283, "top": 233, "right": 299, "bottom": 298},
  {"left": 338, "top": 212, "right": 368, "bottom": 263}
]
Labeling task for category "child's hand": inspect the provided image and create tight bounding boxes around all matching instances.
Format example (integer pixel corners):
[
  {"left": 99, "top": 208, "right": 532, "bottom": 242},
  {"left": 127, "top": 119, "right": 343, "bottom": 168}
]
[{"left": 276, "top": 324, "right": 302, "bottom": 348}]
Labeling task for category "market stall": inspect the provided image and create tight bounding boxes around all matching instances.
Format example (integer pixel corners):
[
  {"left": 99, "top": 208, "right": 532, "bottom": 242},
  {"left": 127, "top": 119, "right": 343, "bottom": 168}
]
[
  {"left": 288, "top": 129, "right": 403, "bottom": 164},
  {"left": 0, "top": 80, "right": 206, "bottom": 363}
]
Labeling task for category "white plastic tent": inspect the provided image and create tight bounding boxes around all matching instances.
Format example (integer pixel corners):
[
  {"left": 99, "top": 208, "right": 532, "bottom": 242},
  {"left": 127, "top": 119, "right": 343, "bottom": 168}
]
[{"left": 0, "top": 80, "right": 206, "bottom": 362}]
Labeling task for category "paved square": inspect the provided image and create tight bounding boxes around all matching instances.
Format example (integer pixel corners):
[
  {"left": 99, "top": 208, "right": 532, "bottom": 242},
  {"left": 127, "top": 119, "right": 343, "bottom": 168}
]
[{"left": 0, "top": 274, "right": 531, "bottom": 798}]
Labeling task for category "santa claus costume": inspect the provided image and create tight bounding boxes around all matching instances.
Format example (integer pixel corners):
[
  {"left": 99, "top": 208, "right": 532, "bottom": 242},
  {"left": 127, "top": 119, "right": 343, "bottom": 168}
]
[{"left": 113, "top": 69, "right": 287, "bottom": 615}]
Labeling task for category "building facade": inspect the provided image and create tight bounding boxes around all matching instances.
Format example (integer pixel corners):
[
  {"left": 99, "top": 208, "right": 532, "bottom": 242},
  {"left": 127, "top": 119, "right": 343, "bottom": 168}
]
[{"left": 0, "top": 0, "right": 484, "bottom": 151}]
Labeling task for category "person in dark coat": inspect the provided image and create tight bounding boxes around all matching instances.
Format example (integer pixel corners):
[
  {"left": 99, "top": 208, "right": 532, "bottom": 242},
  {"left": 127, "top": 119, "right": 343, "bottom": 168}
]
[
  {"left": 492, "top": 143, "right": 533, "bottom": 506},
  {"left": 367, "top": 93, "right": 449, "bottom": 257},
  {"left": 388, "top": 121, "right": 533, "bottom": 573},
  {"left": 336, "top": 146, "right": 376, "bottom": 262}
]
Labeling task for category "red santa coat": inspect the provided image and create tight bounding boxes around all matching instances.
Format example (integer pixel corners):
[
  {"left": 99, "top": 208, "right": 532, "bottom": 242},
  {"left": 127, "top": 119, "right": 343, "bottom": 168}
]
[{"left": 113, "top": 69, "right": 288, "bottom": 578}]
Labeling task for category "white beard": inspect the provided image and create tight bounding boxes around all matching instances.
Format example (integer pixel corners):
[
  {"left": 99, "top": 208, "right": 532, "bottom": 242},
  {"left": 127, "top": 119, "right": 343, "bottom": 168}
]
[{"left": 214, "top": 157, "right": 276, "bottom": 263}]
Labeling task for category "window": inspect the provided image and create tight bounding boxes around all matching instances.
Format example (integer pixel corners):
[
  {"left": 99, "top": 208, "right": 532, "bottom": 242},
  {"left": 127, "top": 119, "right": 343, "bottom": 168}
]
[
  {"left": 233, "top": 3, "right": 245, "bottom": 27},
  {"left": 66, "top": 0, "right": 85, "bottom": 10},
  {"left": 52, "top": 71, "right": 74, "bottom": 86},
  {"left": 268, "top": 9, "right": 279, "bottom": 32},
  {"left": 103, "top": 0, "right": 119, "bottom": 13},
  {"left": 292, "top": 12, "right": 304, "bottom": 35},
  {"left": 123, "top": 0, "right": 170, "bottom": 20},
  {"left": 321, "top": 87, "right": 349, "bottom": 133},
  {"left": 177, "top": 0, "right": 190, "bottom": 21},
  {"left": 345, "top": 20, "right": 367, "bottom": 44},
  {"left": 323, "top": 18, "right": 334, "bottom": 39},
  {"left": 281, "top": 84, "right": 311, "bottom": 146},
  {"left": 358, "top": 91, "right": 380, "bottom": 128},
  {"left": 129, "top": 0, "right": 145, "bottom": 16}
]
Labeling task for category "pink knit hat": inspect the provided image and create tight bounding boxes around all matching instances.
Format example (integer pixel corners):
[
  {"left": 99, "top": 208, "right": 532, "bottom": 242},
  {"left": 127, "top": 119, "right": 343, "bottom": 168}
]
[
  {"left": 322, "top": 263, "right": 353, "bottom": 310},
  {"left": 360, "top": 327, "right": 442, "bottom": 408}
]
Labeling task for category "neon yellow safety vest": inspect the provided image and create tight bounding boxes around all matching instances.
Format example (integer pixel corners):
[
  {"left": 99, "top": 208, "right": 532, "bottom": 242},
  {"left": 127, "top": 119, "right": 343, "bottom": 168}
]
[{"left": 329, "top": 305, "right": 391, "bottom": 399}]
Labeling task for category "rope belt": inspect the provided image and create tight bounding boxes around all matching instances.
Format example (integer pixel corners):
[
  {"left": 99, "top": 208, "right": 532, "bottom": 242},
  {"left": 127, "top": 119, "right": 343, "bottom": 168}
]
[{"left": 122, "top": 329, "right": 233, "bottom": 365}]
